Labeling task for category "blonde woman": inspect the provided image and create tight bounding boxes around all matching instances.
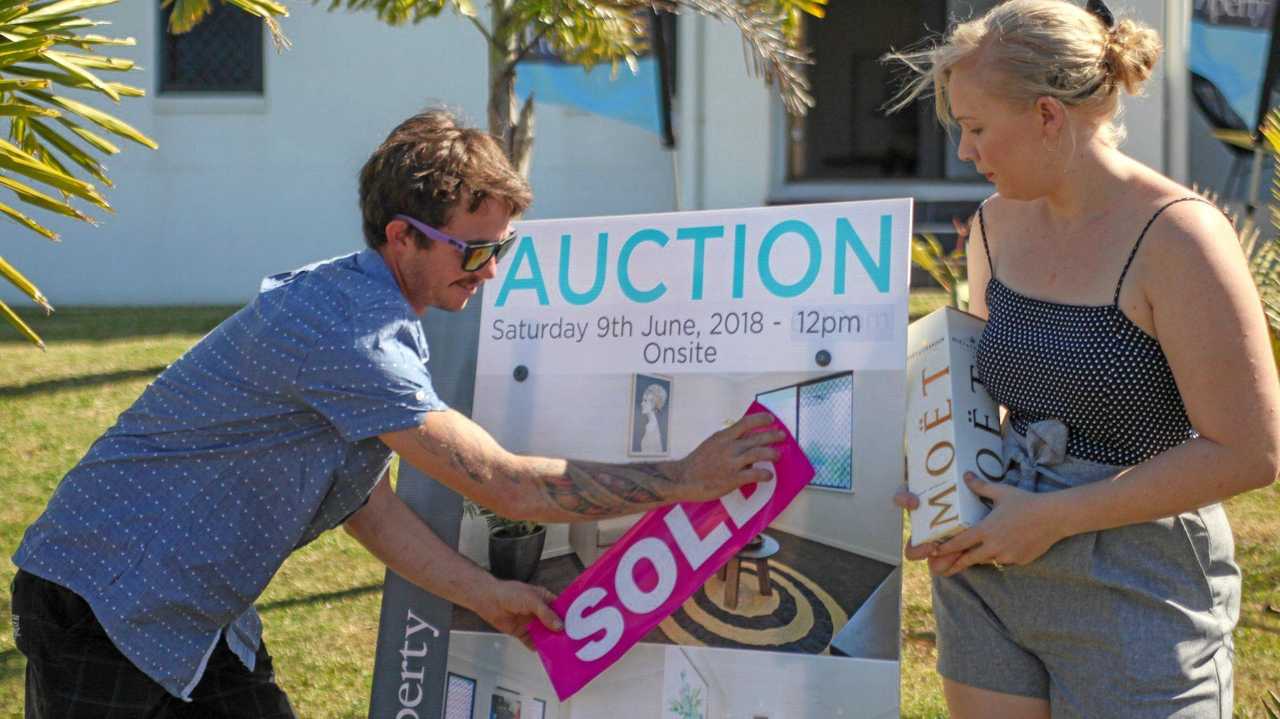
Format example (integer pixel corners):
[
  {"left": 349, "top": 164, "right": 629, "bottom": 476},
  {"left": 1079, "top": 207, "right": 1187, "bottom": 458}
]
[{"left": 887, "top": 1, "right": 1280, "bottom": 717}]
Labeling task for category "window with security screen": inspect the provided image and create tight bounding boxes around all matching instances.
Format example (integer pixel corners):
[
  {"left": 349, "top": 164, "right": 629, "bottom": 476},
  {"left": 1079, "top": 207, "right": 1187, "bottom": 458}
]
[
  {"left": 444, "top": 673, "right": 476, "bottom": 719},
  {"left": 756, "top": 372, "right": 853, "bottom": 492},
  {"left": 756, "top": 386, "right": 797, "bottom": 438},
  {"left": 159, "top": 0, "right": 263, "bottom": 93}
]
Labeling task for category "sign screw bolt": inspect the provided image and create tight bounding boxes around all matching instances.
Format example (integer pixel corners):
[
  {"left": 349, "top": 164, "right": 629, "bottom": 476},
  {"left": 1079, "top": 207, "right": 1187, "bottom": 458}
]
[
  {"left": 815, "top": 350, "right": 831, "bottom": 367},
  {"left": 513, "top": 365, "right": 529, "bottom": 382}
]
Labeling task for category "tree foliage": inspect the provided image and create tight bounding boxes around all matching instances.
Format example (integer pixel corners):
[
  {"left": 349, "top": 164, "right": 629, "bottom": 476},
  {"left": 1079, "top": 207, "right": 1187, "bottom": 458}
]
[
  {"left": 164, "top": 0, "right": 291, "bottom": 47},
  {"left": 1, "top": 0, "right": 157, "bottom": 348},
  {"left": 1198, "top": 108, "right": 1280, "bottom": 371},
  {"left": 3, "top": 0, "right": 824, "bottom": 346},
  {"left": 171, "top": 0, "right": 825, "bottom": 174}
]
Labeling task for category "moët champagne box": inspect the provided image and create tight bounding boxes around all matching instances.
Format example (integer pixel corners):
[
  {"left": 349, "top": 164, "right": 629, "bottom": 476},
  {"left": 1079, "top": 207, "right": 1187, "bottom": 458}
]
[{"left": 904, "top": 306, "right": 1003, "bottom": 544}]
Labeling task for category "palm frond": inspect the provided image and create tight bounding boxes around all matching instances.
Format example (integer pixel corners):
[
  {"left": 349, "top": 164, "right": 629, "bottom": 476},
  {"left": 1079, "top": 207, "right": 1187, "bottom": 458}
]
[
  {"left": 20, "top": 0, "right": 119, "bottom": 25},
  {"left": 462, "top": 499, "right": 541, "bottom": 536},
  {"left": 21, "top": 90, "right": 157, "bottom": 148},
  {"left": 1200, "top": 109, "right": 1280, "bottom": 371},
  {"left": 0, "top": 298, "right": 44, "bottom": 349},
  {"left": 0, "top": 0, "right": 155, "bottom": 347},
  {"left": 167, "top": 0, "right": 292, "bottom": 49},
  {"left": 911, "top": 231, "right": 967, "bottom": 310},
  {"left": 1263, "top": 688, "right": 1280, "bottom": 719},
  {"left": 311, "top": 0, "right": 819, "bottom": 116},
  {"left": 660, "top": 0, "right": 817, "bottom": 116},
  {"left": 316, "top": 0, "right": 456, "bottom": 26},
  {"left": 0, "top": 253, "right": 51, "bottom": 311},
  {"left": 0, "top": 198, "right": 58, "bottom": 239},
  {"left": 506, "top": 1, "right": 649, "bottom": 70},
  {"left": 506, "top": 0, "right": 824, "bottom": 116}
]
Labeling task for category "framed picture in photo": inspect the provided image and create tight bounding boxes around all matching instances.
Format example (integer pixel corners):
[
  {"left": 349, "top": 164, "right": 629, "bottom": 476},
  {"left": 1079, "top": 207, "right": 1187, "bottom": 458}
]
[
  {"left": 628, "top": 373, "right": 672, "bottom": 457},
  {"left": 489, "top": 686, "right": 521, "bottom": 719},
  {"left": 663, "top": 648, "right": 709, "bottom": 719}
]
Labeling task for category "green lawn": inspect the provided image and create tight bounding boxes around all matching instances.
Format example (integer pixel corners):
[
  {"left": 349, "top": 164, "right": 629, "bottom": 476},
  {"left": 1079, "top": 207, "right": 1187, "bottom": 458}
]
[{"left": 1, "top": 300, "right": 1277, "bottom": 718}]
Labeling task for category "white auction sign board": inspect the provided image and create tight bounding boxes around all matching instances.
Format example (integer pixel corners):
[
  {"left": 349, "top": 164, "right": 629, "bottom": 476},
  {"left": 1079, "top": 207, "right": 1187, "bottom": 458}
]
[
  {"left": 440, "top": 200, "right": 910, "bottom": 719},
  {"left": 477, "top": 199, "right": 911, "bottom": 376}
]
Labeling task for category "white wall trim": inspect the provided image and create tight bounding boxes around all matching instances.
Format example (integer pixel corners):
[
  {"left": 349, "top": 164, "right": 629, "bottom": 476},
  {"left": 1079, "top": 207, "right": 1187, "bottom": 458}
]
[
  {"left": 153, "top": 95, "right": 269, "bottom": 115},
  {"left": 770, "top": 179, "right": 992, "bottom": 204},
  {"left": 1164, "top": 0, "right": 1192, "bottom": 185}
]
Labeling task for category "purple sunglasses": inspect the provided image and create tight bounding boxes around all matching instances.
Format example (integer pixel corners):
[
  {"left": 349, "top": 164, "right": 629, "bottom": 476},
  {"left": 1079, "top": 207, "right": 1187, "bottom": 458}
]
[{"left": 394, "top": 213, "right": 518, "bottom": 272}]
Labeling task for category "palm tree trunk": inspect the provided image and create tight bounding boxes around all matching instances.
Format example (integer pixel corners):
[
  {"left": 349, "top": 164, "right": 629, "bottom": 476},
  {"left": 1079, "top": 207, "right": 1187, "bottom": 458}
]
[{"left": 486, "top": 0, "right": 534, "bottom": 178}]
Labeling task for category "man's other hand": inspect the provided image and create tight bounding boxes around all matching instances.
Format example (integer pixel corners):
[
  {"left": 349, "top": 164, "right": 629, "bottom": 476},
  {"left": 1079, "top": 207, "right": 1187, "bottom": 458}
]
[
  {"left": 673, "top": 412, "right": 785, "bottom": 503},
  {"left": 473, "top": 580, "right": 562, "bottom": 650}
]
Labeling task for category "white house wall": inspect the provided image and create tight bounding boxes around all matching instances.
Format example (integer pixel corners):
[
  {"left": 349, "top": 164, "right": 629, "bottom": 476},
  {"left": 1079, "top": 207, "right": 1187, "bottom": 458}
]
[
  {"left": 1, "top": 2, "right": 676, "bottom": 307},
  {"left": 2, "top": 2, "right": 1185, "bottom": 307},
  {"left": 1122, "top": 0, "right": 1172, "bottom": 175},
  {"left": 677, "top": 14, "right": 773, "bottom": 212}
]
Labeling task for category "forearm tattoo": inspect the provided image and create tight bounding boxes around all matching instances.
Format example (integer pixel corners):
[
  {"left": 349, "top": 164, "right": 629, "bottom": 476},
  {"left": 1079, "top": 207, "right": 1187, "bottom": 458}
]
[
  {"left": 413, "top": 419, "right": 492, "bottom": 485},
  {"left": 410, "top": 413, "right": 680, "bottom": 520},
  {"left": 542, "top": 460, "right": 679, "bottom": 518}
]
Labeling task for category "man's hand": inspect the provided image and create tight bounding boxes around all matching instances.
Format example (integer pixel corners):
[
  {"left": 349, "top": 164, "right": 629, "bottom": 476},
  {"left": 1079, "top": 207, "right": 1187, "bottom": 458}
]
[
  {"left": 669, "top": 412, "right": 785, "bottom": 503},
  {"left": 345, "top": 475, "right": 565, "bottom": 651},
  {"left": 472, "top": 579, "right": 563, "bottom": 650}
]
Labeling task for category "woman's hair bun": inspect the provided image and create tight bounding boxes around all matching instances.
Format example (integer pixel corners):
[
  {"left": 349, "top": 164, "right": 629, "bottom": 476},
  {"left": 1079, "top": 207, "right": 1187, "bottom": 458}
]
[{"left": 1104, "top": 18, "right": 1161, "bottom": 95}]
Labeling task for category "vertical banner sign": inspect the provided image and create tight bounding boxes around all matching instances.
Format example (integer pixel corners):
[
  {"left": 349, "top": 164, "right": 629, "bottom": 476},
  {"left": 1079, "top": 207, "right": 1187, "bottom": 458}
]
[
  {"left": 1190, "top": 0, "right": 1277, "bottom": 130},
  {"left": 515, "top": 13, "right": 666, "bottom": 137},
  {"left": 402, "top": 199, "right": 909, "bottom": 719},
  {"left": 368, "top": 302, "right": 483, "bottom": 719}
]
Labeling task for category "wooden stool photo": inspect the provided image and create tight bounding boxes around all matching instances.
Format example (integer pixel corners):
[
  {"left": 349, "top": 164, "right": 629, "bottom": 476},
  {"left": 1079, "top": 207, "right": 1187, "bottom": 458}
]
[{"left": 716, "top": 533, "right": 781, "bottom": 609}]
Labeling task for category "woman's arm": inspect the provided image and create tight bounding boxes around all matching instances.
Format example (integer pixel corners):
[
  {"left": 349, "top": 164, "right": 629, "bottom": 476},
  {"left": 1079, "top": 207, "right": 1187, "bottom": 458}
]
[
  {"left": 965, "top": 208, "right": 991, "bottom": 320},
  {"left": 938, "top": 201, "right": 1280, "bottom": 572}
]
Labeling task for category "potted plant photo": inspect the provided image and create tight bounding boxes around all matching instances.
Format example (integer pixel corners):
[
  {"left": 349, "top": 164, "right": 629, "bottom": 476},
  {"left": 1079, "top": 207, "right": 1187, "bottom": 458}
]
[{"left": 464, "top": 501, "right": 546, "bottom": 582}]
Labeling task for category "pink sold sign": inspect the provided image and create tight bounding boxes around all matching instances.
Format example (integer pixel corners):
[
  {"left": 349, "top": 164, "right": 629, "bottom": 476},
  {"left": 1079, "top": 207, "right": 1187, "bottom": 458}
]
[{"left": 528, "top": 402, "right": 815, "bottom": 700}]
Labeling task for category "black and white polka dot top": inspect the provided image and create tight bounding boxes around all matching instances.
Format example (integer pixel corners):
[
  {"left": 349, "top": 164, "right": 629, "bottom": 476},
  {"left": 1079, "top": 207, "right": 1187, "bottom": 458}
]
[{"left": 974, "top": 197, "right": 1202, "bottom": 466}]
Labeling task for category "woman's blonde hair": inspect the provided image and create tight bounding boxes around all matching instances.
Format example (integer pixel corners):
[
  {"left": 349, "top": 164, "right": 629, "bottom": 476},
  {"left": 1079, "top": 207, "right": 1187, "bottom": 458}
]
[{"left": 883, "top": 0, "right": 1162, "bottom": 146}]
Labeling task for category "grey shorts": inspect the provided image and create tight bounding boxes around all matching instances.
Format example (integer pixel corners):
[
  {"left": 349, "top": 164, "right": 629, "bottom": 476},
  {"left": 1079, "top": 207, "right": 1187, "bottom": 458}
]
[{"left": 933, "top": 420, "right": 1240, "bottom": 719}]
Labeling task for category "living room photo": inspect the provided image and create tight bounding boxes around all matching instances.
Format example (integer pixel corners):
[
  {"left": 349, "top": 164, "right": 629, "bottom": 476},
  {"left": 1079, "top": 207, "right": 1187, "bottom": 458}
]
[{"left": 438, "top": 368, "right": 905, "bottom": 717}]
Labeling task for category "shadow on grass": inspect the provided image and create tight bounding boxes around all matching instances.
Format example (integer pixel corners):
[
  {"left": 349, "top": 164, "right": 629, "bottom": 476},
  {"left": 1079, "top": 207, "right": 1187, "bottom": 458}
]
[
  {"left": 1241, "top": 617, "right": 1280, "bottom": 636},
  {"left": 257, "top": 583, "right": 383, "bottom": 613},
  {"left": 0, "top": 366, "right": 168, "bottom": 399},
  {"left": 0, "top": 584, "right": 386, "bottom": 686},
  {"left": 0, "top": 646, "right": 21, "bottom": 684},
  {"left": 0, "top": 306, "right": 239, "bottom": 344}
]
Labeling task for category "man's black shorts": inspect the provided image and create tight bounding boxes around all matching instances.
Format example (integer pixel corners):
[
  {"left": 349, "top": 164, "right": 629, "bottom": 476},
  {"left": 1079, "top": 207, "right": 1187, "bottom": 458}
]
[{"left": 11, "top": 570, "right": 296, "bottom": 718}]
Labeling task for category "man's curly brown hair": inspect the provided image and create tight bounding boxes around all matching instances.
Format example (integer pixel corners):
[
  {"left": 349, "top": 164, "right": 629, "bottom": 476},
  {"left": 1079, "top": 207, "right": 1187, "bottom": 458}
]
[{"left": 358, "top": 110, "right": 532, "bottom": 250}]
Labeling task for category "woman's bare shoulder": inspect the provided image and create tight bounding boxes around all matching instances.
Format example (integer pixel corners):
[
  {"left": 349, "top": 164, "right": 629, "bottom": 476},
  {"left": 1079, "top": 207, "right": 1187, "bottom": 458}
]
[{"left": 973, "top": 194, "right": 1038, "bottom": 247}]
